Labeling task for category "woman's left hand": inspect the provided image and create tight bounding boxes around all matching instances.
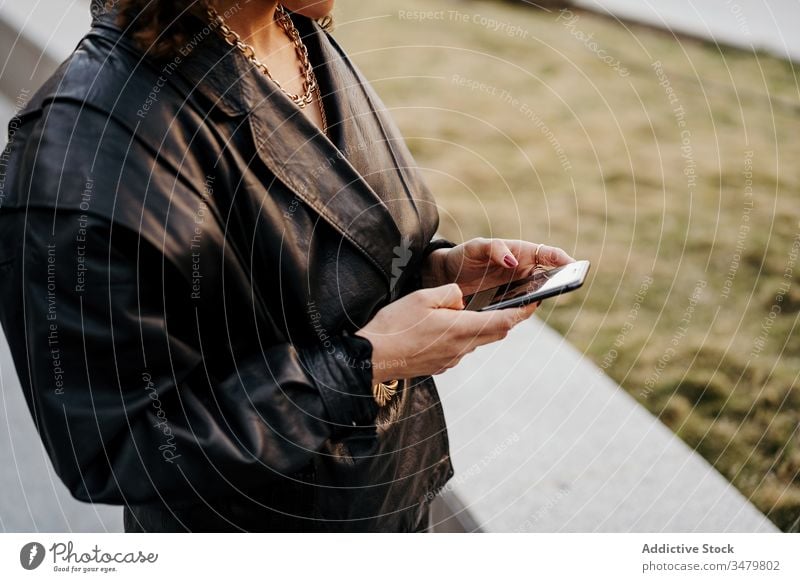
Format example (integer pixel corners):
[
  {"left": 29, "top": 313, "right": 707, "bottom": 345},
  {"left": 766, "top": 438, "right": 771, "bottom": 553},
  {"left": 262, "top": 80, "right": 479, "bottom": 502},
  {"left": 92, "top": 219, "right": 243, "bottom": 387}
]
[{"left": 422, "top": 238, "right": 575, "bottom": 295}]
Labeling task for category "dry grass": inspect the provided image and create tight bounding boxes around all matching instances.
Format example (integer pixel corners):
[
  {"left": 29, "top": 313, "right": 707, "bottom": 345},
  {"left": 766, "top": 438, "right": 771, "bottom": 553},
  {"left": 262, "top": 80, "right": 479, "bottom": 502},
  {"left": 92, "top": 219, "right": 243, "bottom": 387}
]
[{"left": 333, "top": 0, "right": 800, "bottom": 530}]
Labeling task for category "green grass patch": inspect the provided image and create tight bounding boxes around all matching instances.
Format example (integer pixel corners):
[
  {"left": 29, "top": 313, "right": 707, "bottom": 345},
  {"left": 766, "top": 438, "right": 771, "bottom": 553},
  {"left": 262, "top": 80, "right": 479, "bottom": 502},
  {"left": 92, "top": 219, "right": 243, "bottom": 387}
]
[{"left": 335, "top": 0, "right": 800, "bottom": 531}]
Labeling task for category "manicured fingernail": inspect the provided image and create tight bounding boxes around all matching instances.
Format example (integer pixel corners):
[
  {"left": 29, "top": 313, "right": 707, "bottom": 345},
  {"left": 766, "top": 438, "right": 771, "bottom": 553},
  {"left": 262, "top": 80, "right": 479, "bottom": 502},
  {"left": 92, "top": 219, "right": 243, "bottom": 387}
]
[{"left": 503, "top": 254, "right": 518, "bottom": 268}]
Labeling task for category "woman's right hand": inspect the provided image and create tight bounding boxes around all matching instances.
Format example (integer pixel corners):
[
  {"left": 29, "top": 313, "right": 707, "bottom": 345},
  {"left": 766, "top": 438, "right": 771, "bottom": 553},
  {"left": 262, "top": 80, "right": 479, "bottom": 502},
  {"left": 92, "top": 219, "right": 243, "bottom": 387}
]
[{"left": 355, "top": 283, "right": 538, "bottom": 384}]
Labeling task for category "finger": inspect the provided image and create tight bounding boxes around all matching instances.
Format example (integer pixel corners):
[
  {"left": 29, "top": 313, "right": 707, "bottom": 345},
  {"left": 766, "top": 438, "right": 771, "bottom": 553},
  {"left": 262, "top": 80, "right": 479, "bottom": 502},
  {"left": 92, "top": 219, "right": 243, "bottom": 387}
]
[
  {"left": 486, "top": 239, "right": 519, "bottom": 269},
  {"left": 481, "top": 301, "right": 538, "bottom": 333},
  {"left": 508, "top": 302, "right": 539, "bottom": 325},
  {"left": 442, "top": 309, "right": 521, "bottom": 355},
  {"left": 450, "top": 324, "right": 508, "bottom": 355},
  {"left": 444, "top": 303, "right": 539, "bottom": 356},
  {"left": 465, "top": 237, "right": 518, "bottom": 269},
  {"left": 537, "top": 245, "right": 575, "bottom": 267},
  {"left": 504, "top": 241, "right": 575, "bottom": 269},
  {"left": 424, "top": 283, "right": 464, "bottom": 309},
  {"left": 454, "top": 308, "right": 517, "bottom": 339},
  {"left": 457, "top": 334, "right": 500, "bottom": 355}
]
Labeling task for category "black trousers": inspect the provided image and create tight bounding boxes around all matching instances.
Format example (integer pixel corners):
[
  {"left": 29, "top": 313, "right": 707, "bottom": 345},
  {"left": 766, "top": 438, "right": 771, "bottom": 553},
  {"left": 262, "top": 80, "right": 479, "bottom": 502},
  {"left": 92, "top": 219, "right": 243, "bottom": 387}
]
[{"left": 123, "top": 501, "right": 432, "bottom": 533}]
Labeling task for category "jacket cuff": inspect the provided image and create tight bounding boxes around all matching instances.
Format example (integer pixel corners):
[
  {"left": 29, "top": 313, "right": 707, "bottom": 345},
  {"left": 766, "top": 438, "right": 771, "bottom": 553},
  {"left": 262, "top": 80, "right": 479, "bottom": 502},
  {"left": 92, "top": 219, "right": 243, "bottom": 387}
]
[
  {"left": 297, "top": 333, "right": 379, "bottom": 438},
  {"left": 422, "top": 238, "right": 457, "bottom": 260},
  {"left": 411, "top": 238, "right": 458, "bottom": 292}
]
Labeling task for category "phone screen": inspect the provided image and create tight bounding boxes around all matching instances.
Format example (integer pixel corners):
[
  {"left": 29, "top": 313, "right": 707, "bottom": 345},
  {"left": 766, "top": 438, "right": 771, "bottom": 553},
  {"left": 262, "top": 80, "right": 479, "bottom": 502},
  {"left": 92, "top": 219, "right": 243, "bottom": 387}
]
[{"left": 464, "top": 261, "right": 589, "bottom": 311}]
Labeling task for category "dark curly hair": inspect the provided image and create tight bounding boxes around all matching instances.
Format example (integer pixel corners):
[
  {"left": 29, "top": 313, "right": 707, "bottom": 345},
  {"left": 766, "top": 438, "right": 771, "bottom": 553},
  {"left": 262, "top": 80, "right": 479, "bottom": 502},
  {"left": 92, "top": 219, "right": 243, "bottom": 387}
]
[
  {"left": 109, "top": 0, "right": 211, "bottom": 59},
  {"left": 106, "top": 0, "right": 332, "bottom": 60}
]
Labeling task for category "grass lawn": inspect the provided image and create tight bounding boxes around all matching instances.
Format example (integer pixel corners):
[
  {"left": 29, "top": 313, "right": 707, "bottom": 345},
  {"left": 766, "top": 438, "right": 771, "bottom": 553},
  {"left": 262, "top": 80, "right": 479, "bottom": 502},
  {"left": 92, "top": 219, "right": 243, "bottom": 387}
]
[{"left": 334, "top": 0, "right": 800, "bottom": 530}]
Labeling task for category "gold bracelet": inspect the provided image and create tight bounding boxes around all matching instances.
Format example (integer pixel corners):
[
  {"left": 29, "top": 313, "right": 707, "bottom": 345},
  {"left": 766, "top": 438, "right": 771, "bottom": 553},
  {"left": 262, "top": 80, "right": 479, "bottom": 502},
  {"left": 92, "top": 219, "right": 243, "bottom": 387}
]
[{"left": 372, "top": 379, "right": 399, "bottom": 407}]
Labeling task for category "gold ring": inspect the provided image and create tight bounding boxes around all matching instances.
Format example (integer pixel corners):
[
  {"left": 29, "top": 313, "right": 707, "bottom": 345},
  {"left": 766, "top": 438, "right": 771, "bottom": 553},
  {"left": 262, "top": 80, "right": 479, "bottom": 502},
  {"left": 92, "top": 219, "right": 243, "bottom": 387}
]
[{"left": 534, "top": 244, "right": 542, "bottom": 265}]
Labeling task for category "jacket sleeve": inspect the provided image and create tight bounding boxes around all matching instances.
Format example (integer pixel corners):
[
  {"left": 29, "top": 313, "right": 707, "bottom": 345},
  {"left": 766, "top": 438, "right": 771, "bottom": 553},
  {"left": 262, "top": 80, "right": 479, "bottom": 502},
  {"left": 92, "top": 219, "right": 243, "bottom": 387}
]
[
  {"left": 8, "top": 209, "right": 379, "bottom": 505},
  {"left": 423, "top": 238, "right": 457, "bottom": 258},
  {"left": 407, "top": 238, "right": 457, "bottom": 292}
]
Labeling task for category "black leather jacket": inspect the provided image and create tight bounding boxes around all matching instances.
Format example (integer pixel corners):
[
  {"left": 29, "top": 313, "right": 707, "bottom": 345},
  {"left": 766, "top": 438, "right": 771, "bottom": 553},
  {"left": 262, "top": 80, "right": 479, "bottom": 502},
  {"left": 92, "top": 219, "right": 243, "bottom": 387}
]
[{"left": 0, "top": 8, "right": 454, "bottom": 532}]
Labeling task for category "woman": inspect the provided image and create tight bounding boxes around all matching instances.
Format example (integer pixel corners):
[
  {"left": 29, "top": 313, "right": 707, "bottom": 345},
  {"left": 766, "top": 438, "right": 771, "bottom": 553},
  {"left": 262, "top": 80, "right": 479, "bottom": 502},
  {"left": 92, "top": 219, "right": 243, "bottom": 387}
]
[{"left": 0, "top": 0, "right": 573, "bottom": 531}]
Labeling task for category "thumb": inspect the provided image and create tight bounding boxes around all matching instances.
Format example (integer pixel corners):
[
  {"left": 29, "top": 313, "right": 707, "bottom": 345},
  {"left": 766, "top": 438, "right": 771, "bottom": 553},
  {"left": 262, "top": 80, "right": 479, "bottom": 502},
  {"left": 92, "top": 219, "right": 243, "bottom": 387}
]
[{"left": 425, "top": 283, "right": 464, "bottom": 309}]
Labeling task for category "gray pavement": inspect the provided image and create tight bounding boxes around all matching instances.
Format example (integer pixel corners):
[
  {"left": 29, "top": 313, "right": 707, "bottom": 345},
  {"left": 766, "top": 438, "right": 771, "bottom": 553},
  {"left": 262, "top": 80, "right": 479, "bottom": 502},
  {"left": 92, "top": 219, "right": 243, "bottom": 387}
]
[
  {"left": 1, "top": 0, "right": 120, "bottom": 529},
  {"left": 435, "top": 316, "right": 777, "bottom": 532},
  {"left": 0, "top": 330, "right": 122, "bottom": 532},
  {"left": 573, "top": 0, "right": 800, "bottom": 62},
  {"left": 0, "top": 0, "right": 91, "bottom": 61}
]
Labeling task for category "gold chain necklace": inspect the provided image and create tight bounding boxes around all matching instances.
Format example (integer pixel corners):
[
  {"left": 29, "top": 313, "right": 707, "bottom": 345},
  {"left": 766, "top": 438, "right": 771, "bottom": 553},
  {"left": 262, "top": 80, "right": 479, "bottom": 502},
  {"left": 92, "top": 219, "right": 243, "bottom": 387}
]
[{"left": 207, "top": 4, "right": 328, "bottom": 134}]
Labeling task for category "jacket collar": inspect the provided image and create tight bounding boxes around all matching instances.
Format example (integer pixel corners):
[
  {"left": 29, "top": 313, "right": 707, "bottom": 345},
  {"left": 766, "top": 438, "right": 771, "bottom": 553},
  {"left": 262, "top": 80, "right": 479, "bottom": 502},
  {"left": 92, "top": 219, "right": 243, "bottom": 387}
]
[{"left": 176, "top": 14, "right": 420, "bottom": 284}]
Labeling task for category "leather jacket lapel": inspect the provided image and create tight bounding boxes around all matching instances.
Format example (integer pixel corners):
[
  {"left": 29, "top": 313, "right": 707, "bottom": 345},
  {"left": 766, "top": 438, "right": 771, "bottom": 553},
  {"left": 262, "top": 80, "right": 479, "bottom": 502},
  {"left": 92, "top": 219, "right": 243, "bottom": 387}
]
[
  {"left": 90, "top": 8, "right": 438, "bottom": 292},
  {"left": 311, "top": 23, "right": 433, "bottom": 253},
  {"left": 178, "top": 21, "right": 408, "bottom": 284},
  {"left": 244, "top": 76, "right": 403, "bottom": 283},
  {"left": 311, "top": 24, "right": 441, "bottom": 261}
]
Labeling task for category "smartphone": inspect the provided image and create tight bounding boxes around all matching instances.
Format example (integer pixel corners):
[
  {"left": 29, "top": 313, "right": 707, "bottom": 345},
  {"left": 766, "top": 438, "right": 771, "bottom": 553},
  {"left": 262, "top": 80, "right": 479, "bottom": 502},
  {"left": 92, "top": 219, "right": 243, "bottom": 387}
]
[{"left": 464, "top": 260, "right": 591, "bottom": 312}]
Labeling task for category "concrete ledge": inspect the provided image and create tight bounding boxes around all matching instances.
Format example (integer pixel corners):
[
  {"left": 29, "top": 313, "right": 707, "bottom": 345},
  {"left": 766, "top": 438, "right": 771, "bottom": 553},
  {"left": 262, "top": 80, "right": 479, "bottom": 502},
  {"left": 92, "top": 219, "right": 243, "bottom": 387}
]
[
  {"left": 0, "top": 330, "right": 122, "bottom": 532},
  {"left": 571, "top": 0, "right": 799, "bottom": 63},
  {"left": 0, "top": 0, "right": 115, "bottom": 532},
  {"left": 434, "top": 316, "right": 777, "bottom": 532},
  {"left": 0, "top": 0, "right": 91, "bottom": 104}
]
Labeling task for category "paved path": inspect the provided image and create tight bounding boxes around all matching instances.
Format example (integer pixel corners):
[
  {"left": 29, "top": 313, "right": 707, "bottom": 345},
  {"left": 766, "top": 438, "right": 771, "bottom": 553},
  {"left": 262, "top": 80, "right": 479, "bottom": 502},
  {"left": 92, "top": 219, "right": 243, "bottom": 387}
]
[
  {"left": 0, "top": 0, "right": 121, "bottom": 532},
  {"left": 0, "top": 330, "right": 122, "bottom": 532},
  {"left": 435, "top": 316, "right": 777, "bottom": 532},
  {"left": 573, "top": 0, "right": 800, "bottom": 62}
]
